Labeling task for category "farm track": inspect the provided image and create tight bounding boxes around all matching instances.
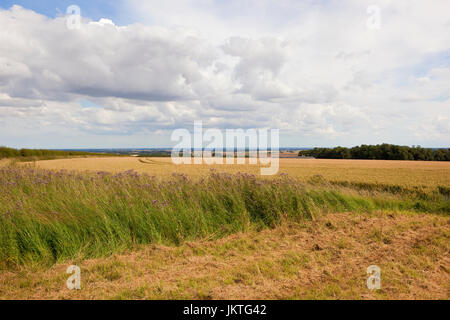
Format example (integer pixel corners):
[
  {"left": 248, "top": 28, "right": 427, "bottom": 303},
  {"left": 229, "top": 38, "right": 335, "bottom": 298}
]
[{"left": 138, "top": 158, "right": 171, "bottom": 165}]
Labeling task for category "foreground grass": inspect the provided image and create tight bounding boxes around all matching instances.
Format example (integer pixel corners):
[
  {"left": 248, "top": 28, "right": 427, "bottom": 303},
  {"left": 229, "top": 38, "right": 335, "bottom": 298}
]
[
  {"left": 0, "top": 166, "right": 449, "bottom": 270},
  {"left": 0, "top": 212, "right": 448, "bottom": 299}
]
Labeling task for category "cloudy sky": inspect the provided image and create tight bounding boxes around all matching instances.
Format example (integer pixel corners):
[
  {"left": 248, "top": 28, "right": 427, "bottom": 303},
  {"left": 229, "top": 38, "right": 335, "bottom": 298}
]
[{"left": 0, "top": 0, "right": 449, "bottom": 148}]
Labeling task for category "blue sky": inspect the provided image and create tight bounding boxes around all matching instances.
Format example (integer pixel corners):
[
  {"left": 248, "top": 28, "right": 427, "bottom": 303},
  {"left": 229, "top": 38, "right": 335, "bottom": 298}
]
[
  {"left": 0, "top": 1, "right": 449, "bottom": 148},
  {"left": 0, "top": 0, "right": 125, "bottom": 22}
]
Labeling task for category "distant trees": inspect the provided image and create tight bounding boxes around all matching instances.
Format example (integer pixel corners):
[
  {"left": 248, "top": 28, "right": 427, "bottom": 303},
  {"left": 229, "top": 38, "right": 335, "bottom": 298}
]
[
  {"left": 0, "top": 147, "right": 21, "bottom": 158},
  {"left": 298, "top": 144, "right": 450, "bottom": 161},
  {"left": 0, "top": 146, "right": 102, "bottom": 159}
]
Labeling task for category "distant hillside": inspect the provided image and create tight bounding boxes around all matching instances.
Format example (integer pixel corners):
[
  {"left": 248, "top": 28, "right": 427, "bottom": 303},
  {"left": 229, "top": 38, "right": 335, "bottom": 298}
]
[{"left": 298, "top": 144, "right": 450, "bottom": 161}]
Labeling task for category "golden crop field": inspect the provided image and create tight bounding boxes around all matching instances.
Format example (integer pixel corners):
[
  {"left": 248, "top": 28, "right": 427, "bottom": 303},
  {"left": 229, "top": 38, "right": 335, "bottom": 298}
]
[{"left": 31, "top": 156, "right": 450, "bottom": 188}]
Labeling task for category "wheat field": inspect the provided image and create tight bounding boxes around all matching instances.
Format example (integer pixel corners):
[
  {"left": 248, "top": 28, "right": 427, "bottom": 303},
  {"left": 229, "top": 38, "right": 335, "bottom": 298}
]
[{"left": 31, "top": 156, "right": 450, "bottom": 188}]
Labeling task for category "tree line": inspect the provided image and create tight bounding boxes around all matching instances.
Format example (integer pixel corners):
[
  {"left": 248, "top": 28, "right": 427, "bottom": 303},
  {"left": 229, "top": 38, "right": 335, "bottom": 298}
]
[
  {"left": 298, "top": 144, "right": 450, "bottom": 161},
  {"left": 0, "top": 147, "right": 104, "bottom": 159}
]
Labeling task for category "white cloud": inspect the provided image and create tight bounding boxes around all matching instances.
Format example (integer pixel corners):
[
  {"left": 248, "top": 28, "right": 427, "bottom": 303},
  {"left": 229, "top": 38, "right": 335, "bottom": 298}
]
[{"left": 0, "top": 2, "right": 449, "bottom": 148}]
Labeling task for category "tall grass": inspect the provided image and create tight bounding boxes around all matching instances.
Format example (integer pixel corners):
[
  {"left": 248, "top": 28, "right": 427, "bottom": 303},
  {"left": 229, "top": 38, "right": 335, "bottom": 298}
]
[{"left": 0, "top": 167, "right": 448, "bottom": 269}]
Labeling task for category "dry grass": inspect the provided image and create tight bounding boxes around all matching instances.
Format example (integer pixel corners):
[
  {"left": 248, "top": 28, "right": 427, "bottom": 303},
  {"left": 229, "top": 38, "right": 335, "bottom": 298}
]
[
  {"left": 31, "top": 157, "right": 450, "bottom": 188},
  {"left": 0, "top": 211, "right": 448, "bottom": 300}
]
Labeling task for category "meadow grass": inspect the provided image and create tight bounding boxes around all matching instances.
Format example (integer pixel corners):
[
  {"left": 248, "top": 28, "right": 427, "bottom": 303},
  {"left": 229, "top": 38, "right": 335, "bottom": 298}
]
[{"left": 0, "top": 165, "right": 448, "bottom": 270}]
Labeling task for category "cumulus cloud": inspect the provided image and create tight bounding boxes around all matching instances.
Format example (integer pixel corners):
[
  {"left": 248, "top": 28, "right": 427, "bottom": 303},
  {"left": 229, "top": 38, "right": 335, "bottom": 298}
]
[
  {"left": 0, "top": 2, "right": 449, "bottom": 148},
  {"left": 0, "top": 6, "right": 221, "bottom": 102}
]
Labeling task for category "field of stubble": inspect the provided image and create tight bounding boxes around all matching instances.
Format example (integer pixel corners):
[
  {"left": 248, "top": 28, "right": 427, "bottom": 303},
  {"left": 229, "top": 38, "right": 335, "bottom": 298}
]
[{"left": 0, "top": 157, "right": 448, "bottom": 300}]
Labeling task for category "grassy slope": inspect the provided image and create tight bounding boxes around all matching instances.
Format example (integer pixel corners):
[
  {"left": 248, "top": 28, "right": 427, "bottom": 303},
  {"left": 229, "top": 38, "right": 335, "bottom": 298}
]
[{"left": 0, "top": 211, "right": 448, "bottom": 299}]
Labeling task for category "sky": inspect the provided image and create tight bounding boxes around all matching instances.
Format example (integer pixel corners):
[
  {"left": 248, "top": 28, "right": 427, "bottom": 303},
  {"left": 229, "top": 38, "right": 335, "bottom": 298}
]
[{"left": 0, "top": 0, "right": 449, "bottom": 148}]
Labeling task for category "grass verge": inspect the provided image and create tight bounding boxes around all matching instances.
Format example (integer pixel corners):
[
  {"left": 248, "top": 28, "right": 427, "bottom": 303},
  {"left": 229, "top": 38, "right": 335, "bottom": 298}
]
[
  {"left": 0, "top": 166, "right": 448, "bottom": 269},
  {"left": 0, "top": 212, "right": 448, "bottom": 299}
]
